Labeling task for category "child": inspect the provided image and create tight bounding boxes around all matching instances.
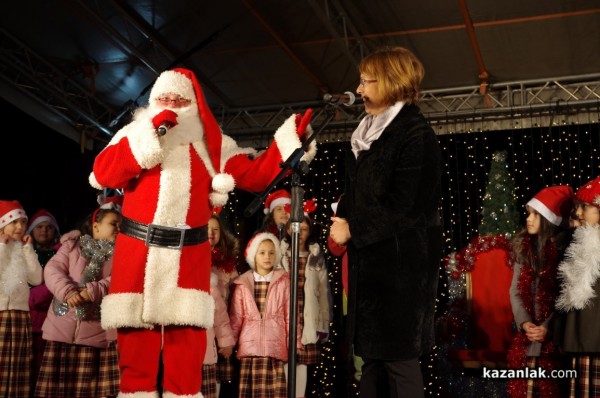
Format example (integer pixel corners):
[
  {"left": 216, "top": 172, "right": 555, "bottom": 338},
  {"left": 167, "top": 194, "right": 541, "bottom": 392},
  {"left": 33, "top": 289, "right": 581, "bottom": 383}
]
[
  {"left": 229, "top": 232, "right": 290, "bottom": 398},
  {"left": 507, "top": 185, "right": 573, "bottom": 398},
  {"left": 26, "top": 209, "right": 62, "bottom": 392},
  {"left": 556, "top": 176, "right": 600, "bottom": 398},
  {"left": 261, "top": 189, "right": 292, "bottom": 239},
  {"left": 0, "top": 200, "right": 43, "bottom": 397},
  {"left": 34, "top": 203, "right": 122, "bottom": 398},
  {"left": 208, "top": 213, "right": 240, "bottom": 396},
  {"left": 280, "top": 208, "right": 332, "bottom": 398},
  {"left": 201, "top": 273, "right": 235, "bottom": 398}
]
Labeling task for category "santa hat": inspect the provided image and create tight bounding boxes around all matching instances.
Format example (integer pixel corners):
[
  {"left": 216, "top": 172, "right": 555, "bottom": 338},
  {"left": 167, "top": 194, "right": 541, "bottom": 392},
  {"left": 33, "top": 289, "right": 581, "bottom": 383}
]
[
  {"left": 26, "top": 209, "right": 60, "bottom": 235},
  {"left": 575, "top": 176, "right": 600, "bottom": 207},
  {"left": 150, "top": 68, "right": 235, "bottom": 208},
  {"left": 244, "top": 232, "right": 282, "bottom": 269},
  {"left": 0, "top": 200, "right": 27, "bottom": 229},
  {"left": 264, "top": 189, "right": 292, "bottom": 215},
  {"left": 527, "top": 185, "right": 574, "bottom": 226}
]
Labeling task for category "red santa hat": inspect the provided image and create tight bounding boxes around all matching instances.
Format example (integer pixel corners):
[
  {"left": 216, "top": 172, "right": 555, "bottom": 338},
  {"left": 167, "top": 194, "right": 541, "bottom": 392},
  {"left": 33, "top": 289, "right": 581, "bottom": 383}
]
[
  {"left": 150, "top": 68, "right": 235, "bottom": 208},
  {"left": 26, "top": 209, "right": 60, "bottom": 235},
  {"left": 0, "top": 200, "right": 27, "bottom": 229},
  {"left": 244, "top": 232, "right": 282, "bottom": 269},
  {"left": 264, "top": 189, "right": 292, "bottom": 215},
  {"left": 527, "top": 185, "right": 574, "bottom": 227},
  {"left": 575, "top": 176, "right": 600, "bottom": 207}
]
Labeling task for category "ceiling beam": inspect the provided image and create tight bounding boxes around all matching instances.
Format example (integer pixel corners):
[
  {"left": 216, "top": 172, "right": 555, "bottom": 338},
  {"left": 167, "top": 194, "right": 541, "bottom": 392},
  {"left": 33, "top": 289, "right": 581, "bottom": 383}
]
[
  {"left": 242, "top": 0, "right": 329, "bottom": 94},
  {"left": 217, "top": 74, "right": 600, "bottom": 146}
]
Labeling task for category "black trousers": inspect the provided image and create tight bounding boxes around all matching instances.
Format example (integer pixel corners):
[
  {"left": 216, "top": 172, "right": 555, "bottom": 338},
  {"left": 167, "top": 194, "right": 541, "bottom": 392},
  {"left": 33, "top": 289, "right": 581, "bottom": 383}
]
[{"left": 359, "top": 357, "right": 423, "bottom": 398}]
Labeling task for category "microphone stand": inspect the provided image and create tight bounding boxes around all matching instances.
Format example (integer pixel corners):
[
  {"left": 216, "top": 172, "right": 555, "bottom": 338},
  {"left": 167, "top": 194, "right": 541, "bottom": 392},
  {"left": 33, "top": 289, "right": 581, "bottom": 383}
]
[{"left": 244, "top": 104, "right": 339, "bottom": 398}]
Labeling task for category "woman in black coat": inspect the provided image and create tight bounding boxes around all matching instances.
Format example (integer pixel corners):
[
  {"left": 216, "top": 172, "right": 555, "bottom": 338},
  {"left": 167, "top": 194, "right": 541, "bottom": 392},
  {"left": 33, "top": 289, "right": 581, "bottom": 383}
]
[{"left": 329, "top": 46, "right": 443, "bottom": 398}]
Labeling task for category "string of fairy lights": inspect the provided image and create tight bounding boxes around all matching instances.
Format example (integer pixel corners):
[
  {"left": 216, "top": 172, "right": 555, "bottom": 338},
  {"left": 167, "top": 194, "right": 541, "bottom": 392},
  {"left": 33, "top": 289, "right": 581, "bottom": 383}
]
[{"left": 218, "top": 115, "right": 599, "bottom": 397}]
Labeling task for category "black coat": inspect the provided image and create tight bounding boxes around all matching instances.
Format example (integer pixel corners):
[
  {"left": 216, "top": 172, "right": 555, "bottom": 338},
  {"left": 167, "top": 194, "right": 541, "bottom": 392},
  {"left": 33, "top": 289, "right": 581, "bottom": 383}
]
[{"left": 338, "top": 103, "right": 443, "bottom": 360}]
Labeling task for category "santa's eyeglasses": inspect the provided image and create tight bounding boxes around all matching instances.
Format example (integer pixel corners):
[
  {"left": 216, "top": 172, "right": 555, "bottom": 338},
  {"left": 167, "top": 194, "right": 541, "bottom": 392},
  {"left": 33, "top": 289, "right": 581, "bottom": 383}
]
[{"left": 157, "top": 97, "right": 192, "bottom": 105}]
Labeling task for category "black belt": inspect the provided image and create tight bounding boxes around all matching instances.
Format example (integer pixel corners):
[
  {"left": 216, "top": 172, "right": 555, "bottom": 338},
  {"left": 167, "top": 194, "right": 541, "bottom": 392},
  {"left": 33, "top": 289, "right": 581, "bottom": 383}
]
[{"left": 120, "top": 217, "right": 208, "bottom": 250}]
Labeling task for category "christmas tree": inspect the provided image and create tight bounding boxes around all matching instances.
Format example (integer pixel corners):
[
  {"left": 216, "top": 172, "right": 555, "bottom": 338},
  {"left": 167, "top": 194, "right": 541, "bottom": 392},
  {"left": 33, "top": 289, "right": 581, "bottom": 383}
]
[{"left": 477, "top": 151, "right": 519, "bottom": 237}]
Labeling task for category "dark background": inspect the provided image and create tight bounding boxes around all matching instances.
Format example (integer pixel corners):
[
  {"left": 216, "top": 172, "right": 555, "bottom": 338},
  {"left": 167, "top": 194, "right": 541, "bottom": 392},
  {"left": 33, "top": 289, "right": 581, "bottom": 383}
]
[{"left": 1, "top": 97, "right": 98, "bottom": 232}]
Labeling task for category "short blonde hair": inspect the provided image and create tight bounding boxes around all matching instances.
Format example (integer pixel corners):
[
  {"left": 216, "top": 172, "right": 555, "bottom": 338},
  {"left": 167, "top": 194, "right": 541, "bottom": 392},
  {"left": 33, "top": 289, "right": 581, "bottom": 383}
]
[{"left": 359, "top": 46, "right": 424, "bottom": 105}]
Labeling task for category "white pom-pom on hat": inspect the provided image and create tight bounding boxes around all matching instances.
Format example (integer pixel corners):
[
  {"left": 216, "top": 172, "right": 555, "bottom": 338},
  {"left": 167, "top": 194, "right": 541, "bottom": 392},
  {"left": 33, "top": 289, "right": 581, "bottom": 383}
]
[{"left": 212, "top": 173, "right": 235, "bottom": 194}]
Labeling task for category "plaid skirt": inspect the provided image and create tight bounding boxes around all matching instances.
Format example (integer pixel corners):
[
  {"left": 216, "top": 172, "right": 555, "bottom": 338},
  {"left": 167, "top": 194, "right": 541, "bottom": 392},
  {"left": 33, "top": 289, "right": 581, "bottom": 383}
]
[
  {"left": 0, "top": 310, "right": 32, "bottom": 398},
  {"left": 35, "top": 340, "right": 120, "bottom": 397},
  {"left": 569, "top": 355, "right": 600, "bottom": 398},
  {"left": 297, "top": 342, "right": 322, "bottom": 365},
  {"left": 201, "top": 363, "right": 218, "bottom": 398},
  {"left": 239, "top": 356, "right": 287, "bottom": 398},
  {"left": 217, "top": 354, "right": 238, "bottom": 382}
]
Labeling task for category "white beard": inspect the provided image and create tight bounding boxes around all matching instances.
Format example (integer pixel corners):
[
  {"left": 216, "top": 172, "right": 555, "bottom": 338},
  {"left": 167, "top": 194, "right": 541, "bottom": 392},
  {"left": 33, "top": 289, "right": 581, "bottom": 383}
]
[{"left": 140, "top": 102, "right": 205, "bottom": 151}]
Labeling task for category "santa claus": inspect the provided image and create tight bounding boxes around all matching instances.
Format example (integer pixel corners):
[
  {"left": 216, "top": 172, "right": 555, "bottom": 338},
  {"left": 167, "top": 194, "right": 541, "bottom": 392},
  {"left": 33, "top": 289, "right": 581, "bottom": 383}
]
[{"left": 90, "top": 68, "right": 315, "bottom": 398}]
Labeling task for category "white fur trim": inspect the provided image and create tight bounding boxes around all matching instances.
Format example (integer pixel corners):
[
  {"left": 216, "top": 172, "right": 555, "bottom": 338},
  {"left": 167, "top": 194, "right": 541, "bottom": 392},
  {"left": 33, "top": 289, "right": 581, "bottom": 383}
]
[
  {"left": 273, "top": 114, "right": 301, "bottom": 161},
  {"left": 300, "top": 125, "right": 318, "bottom": 163},
  {"left": 265, "top": 197, "right": 292, "bottom": 215},
  {"left": 117, "top": 391, "right": 160, "bottom": 398},
  {"left": 245, "top": 232, "right": 281, "bottom": 269},
  {"left": 210, "top": 192, "right": 229, "bottom": 208},
  {"left": 221, "top": 134, "right": 256, "bottom": 165},
  {"left": 143, "top": 244, "right": 214, "bottom": 328},
  {"left": 101, "top": 293, "right": 154, "bottom": 329},
  {"left": 556, "top": 225, "right": 600, "bottom": 311},
  {"left": 212, "top": 173, "right": 235, "bottom": 193},
  {"left": 162, "top": 391, "right": 204, "bottom": 398},
  {"left": 0, "top": 209, "right": 27, "bottom": 229},
  {"left": 527, "top": 197, "right": 562, "bottom": 226},
  {"left": 127, "top": 118, "right": 164, "bottom": 169},
  {"left": 89, "top": 172, "right": 104, "bottom": 190},
  {"left": 149, "top": 70, "right": 196, "bottom": 103}
]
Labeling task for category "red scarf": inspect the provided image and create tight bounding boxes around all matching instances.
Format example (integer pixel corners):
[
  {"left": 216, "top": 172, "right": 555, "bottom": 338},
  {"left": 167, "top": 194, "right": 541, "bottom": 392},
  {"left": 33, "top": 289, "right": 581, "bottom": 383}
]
[{"left": 211, "top": 247, "right": 237, "bottom": 273}]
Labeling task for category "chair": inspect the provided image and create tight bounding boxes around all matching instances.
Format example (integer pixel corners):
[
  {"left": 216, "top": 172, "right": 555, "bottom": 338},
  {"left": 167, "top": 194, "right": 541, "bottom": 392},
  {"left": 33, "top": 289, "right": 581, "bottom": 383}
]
[{"left": 447, "top": 245, "right": 514, "bottom": 368}]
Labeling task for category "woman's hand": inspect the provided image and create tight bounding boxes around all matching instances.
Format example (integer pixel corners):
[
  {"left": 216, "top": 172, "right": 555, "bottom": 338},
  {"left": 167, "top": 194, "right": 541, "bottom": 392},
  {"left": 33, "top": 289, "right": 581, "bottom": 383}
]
[{"left": 329, "top": 217, "right": 351, "bottom": 245}]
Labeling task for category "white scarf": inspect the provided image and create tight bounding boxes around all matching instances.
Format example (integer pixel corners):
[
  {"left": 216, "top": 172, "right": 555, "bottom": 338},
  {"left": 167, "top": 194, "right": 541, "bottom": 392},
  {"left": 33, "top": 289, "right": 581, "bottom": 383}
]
[
  {"left": 556, "top": 224, "right": 600, "bottom": 311},
  {"left": 351, "top": 101, "right": 404, "bottom": 158}
]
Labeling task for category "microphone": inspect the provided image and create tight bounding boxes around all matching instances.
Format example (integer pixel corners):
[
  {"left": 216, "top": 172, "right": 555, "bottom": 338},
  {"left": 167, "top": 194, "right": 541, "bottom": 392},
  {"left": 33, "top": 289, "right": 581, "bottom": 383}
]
[
  {"left": 277, "top": 223, "right": 285, "bottom": 240},
  {"left": 323, "top": 91, "right": 356, "bottom": 106},
  {"left": 157, "top": 123, "right": 171, "bottom": 136}
]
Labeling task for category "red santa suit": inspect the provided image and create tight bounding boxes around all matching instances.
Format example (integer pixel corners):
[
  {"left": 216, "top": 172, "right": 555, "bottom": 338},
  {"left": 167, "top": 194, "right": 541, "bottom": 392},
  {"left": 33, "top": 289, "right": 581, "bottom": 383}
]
[{"left": 90, "top": 68, "right": 315, "bottom": 398}]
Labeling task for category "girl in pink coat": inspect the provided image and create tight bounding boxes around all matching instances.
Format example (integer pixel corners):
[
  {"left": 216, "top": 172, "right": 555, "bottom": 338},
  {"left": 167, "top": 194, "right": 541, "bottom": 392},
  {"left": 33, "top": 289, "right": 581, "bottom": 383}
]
[
  {"left": 35, "top": 205, "right": 122, "bottom": 398},
  {"left": 229, "top": 232, "right": 290, "bottom": 398},
  {"left": 201, "top": 273, "right": 235, "bottom": 398}
]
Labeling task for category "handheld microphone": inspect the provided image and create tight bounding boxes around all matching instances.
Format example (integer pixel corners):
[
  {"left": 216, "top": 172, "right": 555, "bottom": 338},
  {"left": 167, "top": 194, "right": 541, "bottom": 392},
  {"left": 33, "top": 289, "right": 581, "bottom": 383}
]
[
  {"left": 157, "top": 123, "right": 170, "bottom": 136},
  {"left": 323, "top": 91, "right": 356, "bottom": 106}
]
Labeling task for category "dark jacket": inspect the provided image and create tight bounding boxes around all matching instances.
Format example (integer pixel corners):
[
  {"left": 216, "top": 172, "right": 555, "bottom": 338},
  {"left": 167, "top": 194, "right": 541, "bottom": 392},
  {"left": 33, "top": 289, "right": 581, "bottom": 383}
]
[{"left": 339, "top": 103, "right": 443, "bottom": 360}]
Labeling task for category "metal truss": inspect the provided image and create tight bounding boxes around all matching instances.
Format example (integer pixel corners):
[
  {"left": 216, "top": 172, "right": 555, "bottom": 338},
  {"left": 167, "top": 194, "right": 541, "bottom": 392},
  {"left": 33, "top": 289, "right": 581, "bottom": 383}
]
[
  {"left": 219, "top": 74, "right": 600, "bottom": 147},
  {"left": 1, "top": 21, "right": 598, "bottom": 149},
  {"left": 0, "top": 27, "right": 118, "bottom": 138}
]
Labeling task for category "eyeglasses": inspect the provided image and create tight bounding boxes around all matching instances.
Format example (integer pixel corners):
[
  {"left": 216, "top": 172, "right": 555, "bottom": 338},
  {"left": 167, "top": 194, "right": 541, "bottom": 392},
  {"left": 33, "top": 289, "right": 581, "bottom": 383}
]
[
  {"left": 157, "top": 97, "right": 192, "bottom": 105},
  {"left": 359, "top": 79, "right": 378, "bottom": 87}
]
